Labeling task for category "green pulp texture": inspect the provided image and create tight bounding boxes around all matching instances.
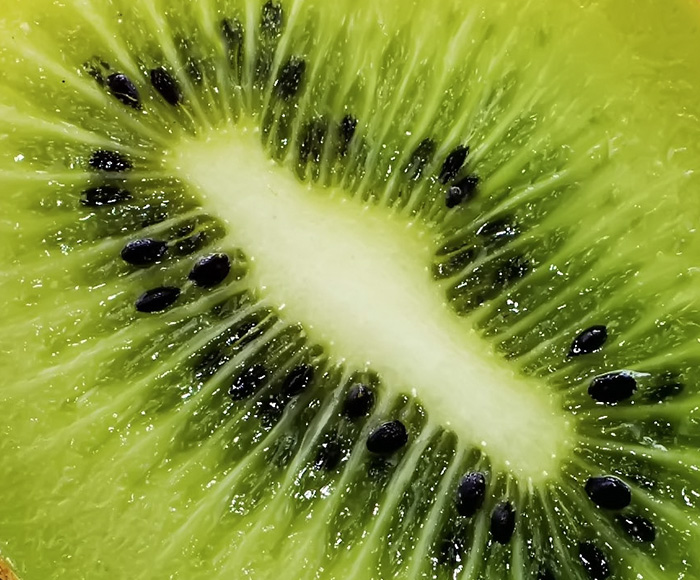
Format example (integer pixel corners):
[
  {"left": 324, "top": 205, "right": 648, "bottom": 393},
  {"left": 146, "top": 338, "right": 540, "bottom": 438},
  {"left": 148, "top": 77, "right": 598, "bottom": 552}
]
[{"left": 1, "top": 0, "right": 700, "bottom": 579}]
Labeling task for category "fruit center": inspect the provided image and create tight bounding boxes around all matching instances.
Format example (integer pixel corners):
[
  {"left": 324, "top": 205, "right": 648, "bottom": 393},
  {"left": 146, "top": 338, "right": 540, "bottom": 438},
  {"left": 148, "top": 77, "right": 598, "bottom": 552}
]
[{"left": 171, "top": 123, "right": 573, "bottom": 480}]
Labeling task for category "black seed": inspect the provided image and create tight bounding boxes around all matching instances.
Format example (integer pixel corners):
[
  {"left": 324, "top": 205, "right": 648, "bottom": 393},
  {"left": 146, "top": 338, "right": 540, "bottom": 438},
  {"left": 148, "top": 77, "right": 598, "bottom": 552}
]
[
  {"left": 439, "top": 145, "right": 469, "bottom": 184},
  {"left": 446, "top": 186, "right": 465, "bottom": 209},
  {"left": 495, "top": 256, "right": 530, "bottom": 286},
  {"left": 588, "top": 372, "right": 637, "bottom": 404},
  {"left": 81, "top": 185, "right": 132, "bottom": 207},
  {"left": 489, "top": 502, "right": 516, "bottom": 544},
  {"left": 343, "top": 383, "right": 375, "bottom": 419},
  {"left": 403, "top": 138, "right": 436, "bottom": 181},
  {"left": 456, "top": 472, "right": 486, "bottom": 517},
  {"left": 173, "top": 231, "right": 208, "bottom": 256},
  {"left": 282, "top": 364, "right": 314, "bottom": 396},
  {"left": 188, "top": 253, "right": 231, "bottom": 288},
  {"left": 578, "top": 542, "right": 610, "bottom": 580},
  {"left": 121, "top": 238, "right": 168, "bottom": 266},
  {"left": 89, "top": 150, "right": 132, "bottom": 172},
  {"left": 366, "top": 420, "right": 408, "bottom": 454},
  {"left": 135, "top": 287, "right": 180, "bottom": 313},
  {"left": 150, "top": 67, "right": 181, "bottom": 106},
  {"left": 260, "top": 1, "right": 283, "bottom": 37},
  {"left": 229, "top": 364, "right": 268, "bottom": 400},
  {"left": 275, "top": 57, "right": 306, "bottom": 101},
  {"left": 585, "top": 476, "right": 631, "bottom": 510},
  {"left": 616, "top": 514, "right": 656, "bottom": 542},
  {"left": 315, "top": 437, "right": 343, "bottom": 470},
  {"left": 569, "top": 325, "right": 608, "bottom": 356},
  {"left": 445, "top": 175, "right": 479, "bottom": 208},
  {"left": 338, "top": 115, "right": 358, "bottom": 156},
  {"left": 106, "top": 73, "right": 141, "bottom": 109}
]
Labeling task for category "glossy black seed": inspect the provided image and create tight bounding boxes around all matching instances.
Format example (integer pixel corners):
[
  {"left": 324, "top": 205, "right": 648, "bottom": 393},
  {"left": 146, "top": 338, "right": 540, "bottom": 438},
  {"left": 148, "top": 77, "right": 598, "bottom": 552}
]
[
  {"left": 588, "top": 372, "right": 637, "bottom": 404},
  {"left": 229, "top": 364, "right": 268, "bottom": 400},
  {"left": 135, "top": 287, "right": 180, "bottom": 313},
  {"left": 403, "top": 138, "right": 436, "bottom": 180},
  {"left": 578, "top": 542, "right": 610, "bottom": 580},
  {"left": 260, "top": 1, "right": 283, "bottom": 36},
  {"left": 490, "top": 502, "right": 516, "bottom": 544},
  {"left": 150, "top": 67, "right": 181, "bottom": 106},
  {"left": 172, "top": 231, "right": 208, "bottom": 256},
  {"left": 616, "top": 514, "right": 656, "bottom": 542},
  {"left": 121, "top": 238, "right": 167, "bottom": 266},
  {"left": 569, "top": 325, "right": 608, "bottom": 356},
  {"left": 282, "top": 364, "right": 314, "bottom": 396},
  {"left": 106, "top": 73, "right": 141, "bottom": 108},
  {"left": 274, "top": 57, "right": 306, "bottom": 100},
  {"left": 81, "top": 185, "right": 132, "bottom": 207},
  {"left": 315, "top": 437, "right": 343, "bottom": 470},
  {"left": 188, "top": 253, "right": 231, "bottom": 288},
  {"left": 366, "top": 420, "right": 408, "bottom": 454},
  {"left": 89, "top": 150, "right": 132, "bottom": 172},
  {"left": 439, "top": 145, "right": 469, "bottom": 184},
  {"left": 343, "top": 383, "right": 375, "bottom": 419},
  {"left": 495, "top": 256, "right": 529, "bottom": 286},
  {"left": 585, "top": 476, "right": 631, "bottom": 509},
  {"left": 456, "top": 472, "right": 486, "bottom": 517},
  {"left": 445, "top": 175, "right": 479, "bottom": 208}
]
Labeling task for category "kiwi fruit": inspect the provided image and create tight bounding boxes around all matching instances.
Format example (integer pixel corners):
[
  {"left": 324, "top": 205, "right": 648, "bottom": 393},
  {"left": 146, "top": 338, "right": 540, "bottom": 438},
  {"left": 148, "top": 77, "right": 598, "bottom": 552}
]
[{"left": 1, "top": 0, "right": 700, "bottom": 578}]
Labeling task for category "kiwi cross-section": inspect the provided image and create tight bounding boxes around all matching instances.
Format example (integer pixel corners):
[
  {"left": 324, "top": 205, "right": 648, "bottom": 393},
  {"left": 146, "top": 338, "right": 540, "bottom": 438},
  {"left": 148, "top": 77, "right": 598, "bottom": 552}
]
[{"left": 1, "top": 0, "right": 700, "bottom": 579}]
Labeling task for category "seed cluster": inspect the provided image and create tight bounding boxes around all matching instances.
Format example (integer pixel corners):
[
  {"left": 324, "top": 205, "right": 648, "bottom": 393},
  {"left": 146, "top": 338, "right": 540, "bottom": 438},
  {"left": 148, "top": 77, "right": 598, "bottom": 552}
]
[{"left": 66, "top": 3, "right": 671, "bottom": 577}]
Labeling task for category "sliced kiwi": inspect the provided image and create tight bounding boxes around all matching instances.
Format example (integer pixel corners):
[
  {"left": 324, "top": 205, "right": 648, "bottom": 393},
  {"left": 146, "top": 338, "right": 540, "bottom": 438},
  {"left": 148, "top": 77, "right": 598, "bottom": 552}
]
[{"left": 1, "top": 0, "right": 700, "bottom": 578}]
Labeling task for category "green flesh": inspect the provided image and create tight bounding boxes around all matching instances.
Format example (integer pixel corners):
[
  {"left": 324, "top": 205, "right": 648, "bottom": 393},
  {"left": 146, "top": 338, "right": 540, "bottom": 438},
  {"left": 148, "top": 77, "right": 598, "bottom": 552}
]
[{"left": 1, "top": 0, "right": 700, "bottom": 578}]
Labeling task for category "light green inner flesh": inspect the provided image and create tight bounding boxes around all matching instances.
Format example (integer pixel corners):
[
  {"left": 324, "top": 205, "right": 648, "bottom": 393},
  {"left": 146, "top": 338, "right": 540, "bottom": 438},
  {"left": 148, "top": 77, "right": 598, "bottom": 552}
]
[{"left": 174, "top": 126, "right": 572, "bottom": 478}]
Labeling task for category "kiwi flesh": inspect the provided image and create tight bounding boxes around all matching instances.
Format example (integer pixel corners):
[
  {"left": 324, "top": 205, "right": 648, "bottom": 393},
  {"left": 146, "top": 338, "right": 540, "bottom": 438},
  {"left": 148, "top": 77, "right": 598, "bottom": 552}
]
[{"left": 1, "top": 0, "right": 700, "bottom": 579}]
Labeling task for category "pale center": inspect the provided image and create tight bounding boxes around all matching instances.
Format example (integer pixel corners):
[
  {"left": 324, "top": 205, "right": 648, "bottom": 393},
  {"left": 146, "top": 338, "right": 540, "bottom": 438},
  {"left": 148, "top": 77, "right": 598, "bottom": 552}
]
[{"left": 171, "top": 124, "right": 572, "bottom": 480}]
